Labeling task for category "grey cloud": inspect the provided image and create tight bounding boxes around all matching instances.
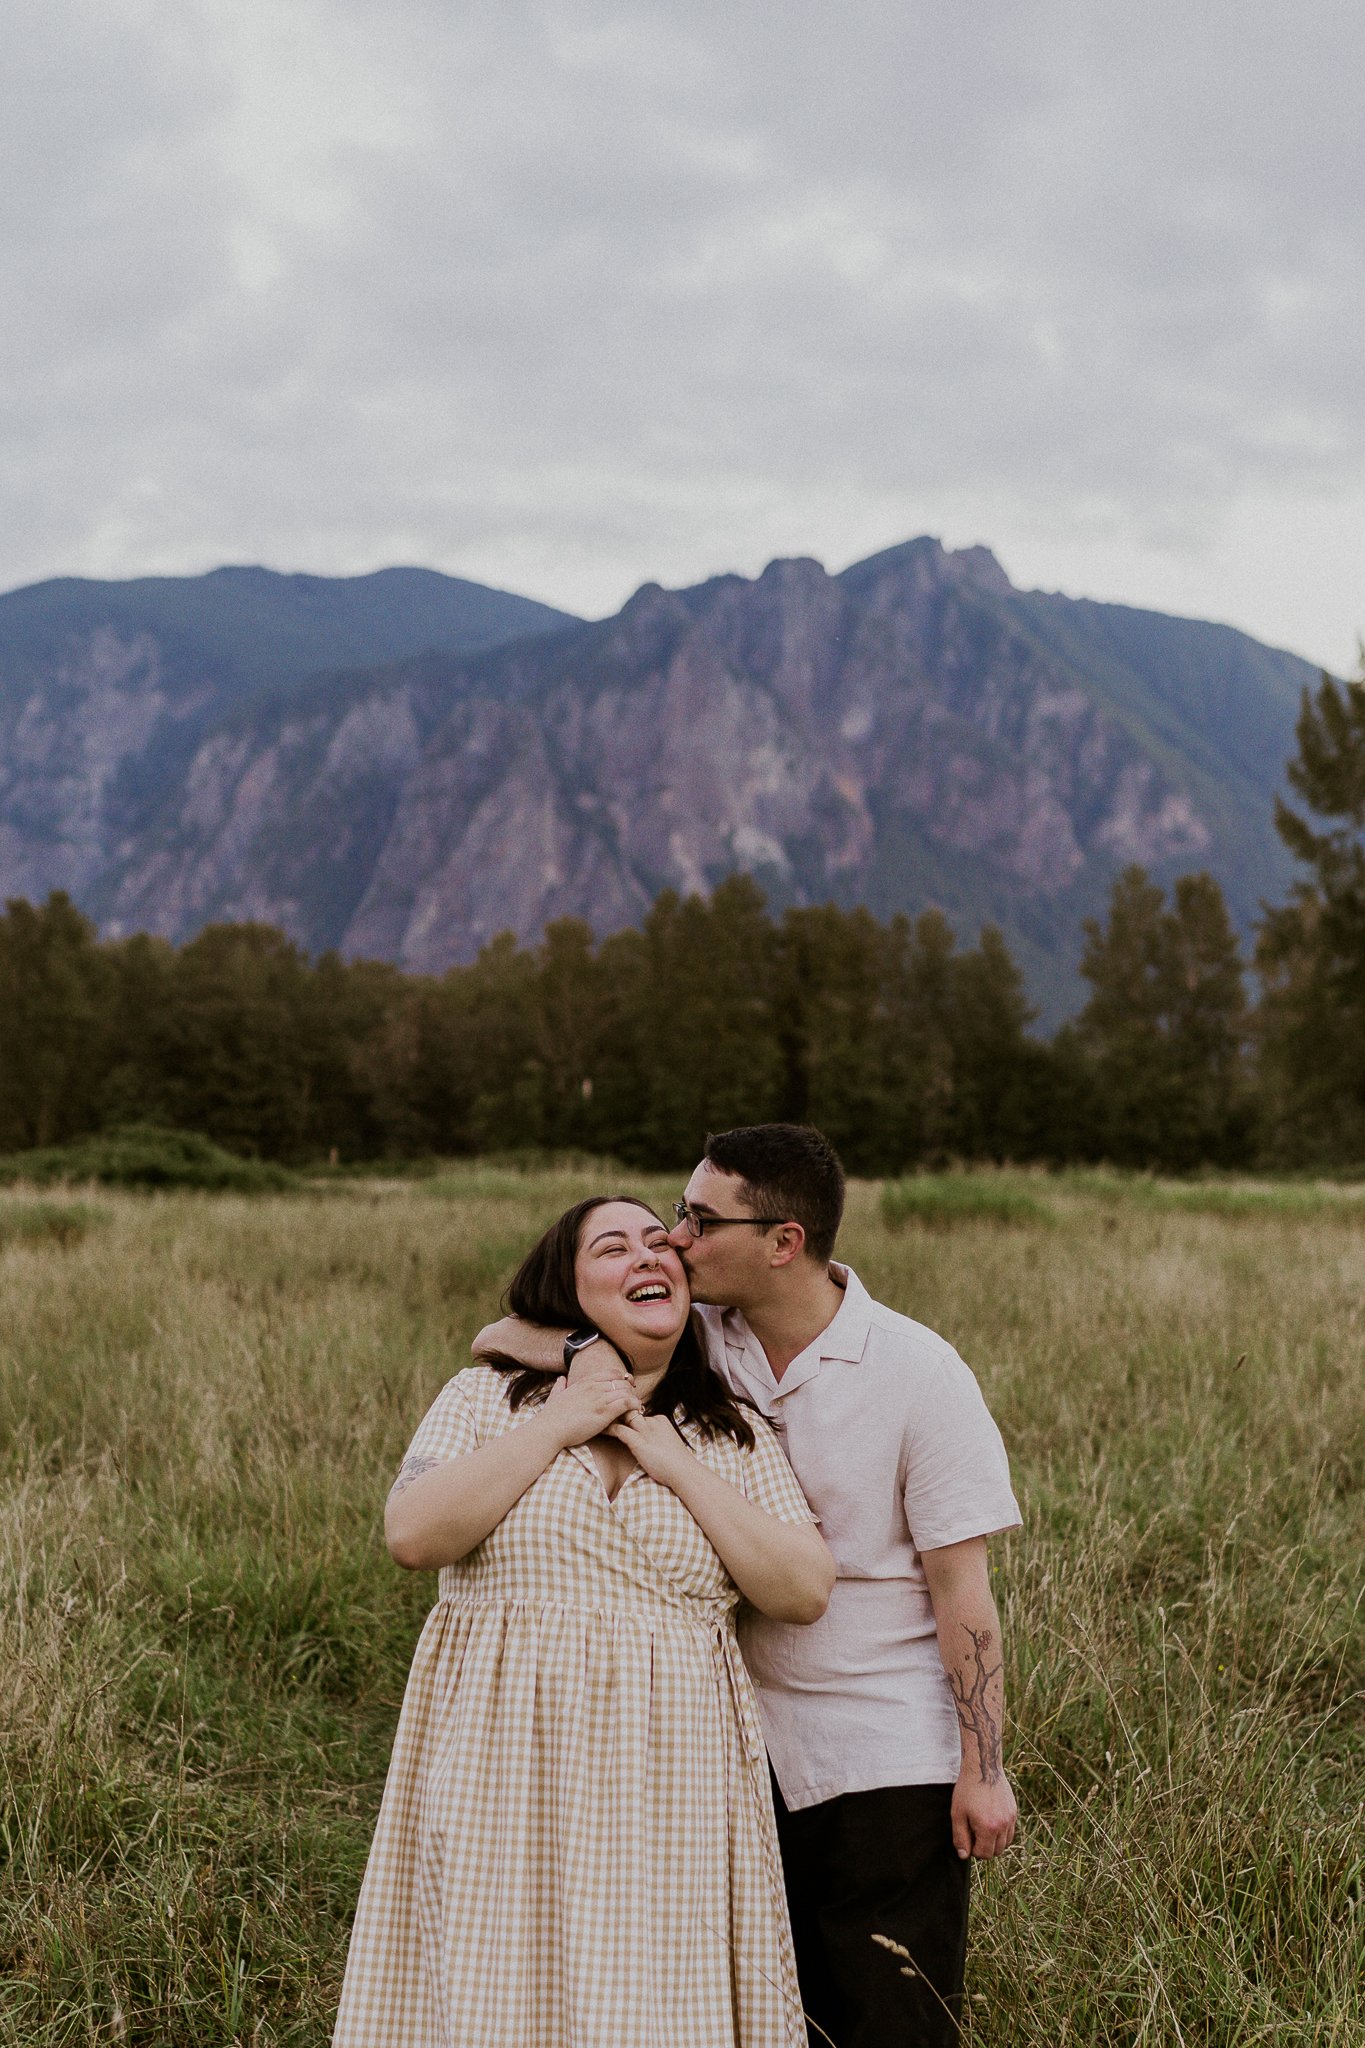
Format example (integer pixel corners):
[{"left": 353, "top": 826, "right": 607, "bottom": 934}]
[{"left": 2, "top": 0, "right": 1362, "bottom": 664}]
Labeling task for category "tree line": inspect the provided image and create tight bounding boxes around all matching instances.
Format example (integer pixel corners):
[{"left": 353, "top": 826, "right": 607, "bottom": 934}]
[{"left": 1, "top": 666, "right": 1361, "bottom": 1174}]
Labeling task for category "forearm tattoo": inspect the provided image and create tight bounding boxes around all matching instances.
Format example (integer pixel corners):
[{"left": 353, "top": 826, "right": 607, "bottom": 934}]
[
  {"left": 388, "top": 1454, "right": 442, "bottom": 1498},
  {"left": 947, "top": 1625, "right": 1004, "bottom": 1784}
]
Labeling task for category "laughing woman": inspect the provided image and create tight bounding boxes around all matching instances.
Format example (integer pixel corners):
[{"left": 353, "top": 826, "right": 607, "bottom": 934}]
[{"left": 332, "top": 1196, "right": 833, "bottom": 2048}]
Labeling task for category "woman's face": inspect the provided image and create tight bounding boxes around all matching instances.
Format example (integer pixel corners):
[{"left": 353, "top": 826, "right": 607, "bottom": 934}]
[{"left": 573, "top": 1201, "right": 690, "bottom": 1355}]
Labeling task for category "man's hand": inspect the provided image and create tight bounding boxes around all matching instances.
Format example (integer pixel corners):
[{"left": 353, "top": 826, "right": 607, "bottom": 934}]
[
  {"left": 951, "top": 1769, "right": 1017, "bottom": 1861},
  {"left": 538, "top": 1372, "right": 641, "bottom": 1451}
]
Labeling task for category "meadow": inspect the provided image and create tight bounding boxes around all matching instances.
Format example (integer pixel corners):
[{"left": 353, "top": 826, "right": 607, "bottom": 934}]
[{"left": 1, "top": 1164, "right": 1361, "bottom": 2046}]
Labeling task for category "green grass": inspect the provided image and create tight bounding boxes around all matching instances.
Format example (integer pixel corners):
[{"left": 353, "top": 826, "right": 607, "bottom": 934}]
[
  {"left": 0, "top": 1198, "right": 104, "bottom": 1252},
  {"left": 1058, "top": 1168, "right": 1365, "bottom": 1221},
  {"left": 1, "top": 1170, "right": 1361, "bottom": 2045},
  {"left": 881, "top": 1173, "right": 1056, "bottom": 1230}
]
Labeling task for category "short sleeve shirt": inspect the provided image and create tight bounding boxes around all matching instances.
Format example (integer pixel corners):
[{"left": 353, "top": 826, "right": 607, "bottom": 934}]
[{"left": 697, "top": 1266, "right": 1021, "bottom": 1809}]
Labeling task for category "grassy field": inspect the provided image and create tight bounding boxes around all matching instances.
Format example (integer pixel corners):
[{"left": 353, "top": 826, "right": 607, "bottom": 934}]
[{"left": 1, "top": 1165, "right": 1361, "bottom": 2046}]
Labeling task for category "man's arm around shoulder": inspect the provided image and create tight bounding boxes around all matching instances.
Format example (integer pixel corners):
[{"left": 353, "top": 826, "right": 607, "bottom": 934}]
[{"left": 471, "top": 1315, "right": 566, "bottom": 1370}]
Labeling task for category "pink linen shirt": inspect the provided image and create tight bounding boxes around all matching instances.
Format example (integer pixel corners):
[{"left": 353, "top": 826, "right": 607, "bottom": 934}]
[{"left": 696, "top": 1265, "right": 1021, "bottom": 1810}]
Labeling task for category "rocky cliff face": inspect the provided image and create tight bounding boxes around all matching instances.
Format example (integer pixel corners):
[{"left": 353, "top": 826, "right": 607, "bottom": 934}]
[
  {"left": 340, "top": 545, "right": 1217, "bottom": 974},
  {"left": 0, "top": 542, "right": 1316, "bottom": 1018},
  {"left": 0, "top": 563, "right": 574, "bottom": 929}
]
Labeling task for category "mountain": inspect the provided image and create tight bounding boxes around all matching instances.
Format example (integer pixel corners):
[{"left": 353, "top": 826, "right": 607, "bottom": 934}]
[
  {"left": 0, "top": 565, "right": 577, "bottom": 911},
  {"left": 0, "top": 544, "right": 1324, "bottom": 1020}
]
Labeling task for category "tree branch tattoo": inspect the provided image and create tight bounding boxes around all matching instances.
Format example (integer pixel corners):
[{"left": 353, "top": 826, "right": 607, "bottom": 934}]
[
  {"left": 388, "top": 1454, "right": 442, "bottom": 1498},
  {"left": 947, "top": 1626, "right": 1004, "bottom": 1783}
]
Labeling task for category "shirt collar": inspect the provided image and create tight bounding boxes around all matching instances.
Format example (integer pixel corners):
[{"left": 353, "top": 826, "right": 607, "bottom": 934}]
[
  {"left": 809, "top": 1263, "right": 873, "bottom": 1363},
  {"left": 720, "top": 1261, "right": 873, "bottom": 1394}
]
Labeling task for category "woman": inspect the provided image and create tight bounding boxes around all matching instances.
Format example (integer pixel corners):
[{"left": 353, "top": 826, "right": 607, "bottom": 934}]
[{"left": 333, "top": 1196, "right": 834, "bottom": 2048}]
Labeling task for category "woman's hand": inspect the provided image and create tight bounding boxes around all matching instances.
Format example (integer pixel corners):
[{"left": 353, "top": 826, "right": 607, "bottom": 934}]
[
  {"left": 606, "top": 1411, "right": 694, "bottom": 1487},
  {"left": 539, "top": 1371, "right": 642, "bottom": 1451},
  {"left": 602, "top": 1420, "right": 835, "bottom": 1623}
]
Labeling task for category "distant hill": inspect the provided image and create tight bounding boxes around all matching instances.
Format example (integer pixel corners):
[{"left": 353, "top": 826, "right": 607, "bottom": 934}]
[
  {"left": 0, "top": 545, "right": 1325, "bottom": 1020},
  {"left": 0, "top": 564, "right": 577, "bottom": 911},
  {"left": 0, "top": 564, "right": 575, "bottom": 696}
]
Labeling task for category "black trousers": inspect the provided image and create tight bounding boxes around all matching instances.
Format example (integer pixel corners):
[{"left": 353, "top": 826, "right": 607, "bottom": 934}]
[{"left": 772, "top": 1780, "right": 970, "bottom": 2048}]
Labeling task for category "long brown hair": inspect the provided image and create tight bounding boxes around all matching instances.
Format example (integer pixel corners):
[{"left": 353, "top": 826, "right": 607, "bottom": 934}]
[{"left": 484, "top": 1195, "right": 755, "bottom": 1449}]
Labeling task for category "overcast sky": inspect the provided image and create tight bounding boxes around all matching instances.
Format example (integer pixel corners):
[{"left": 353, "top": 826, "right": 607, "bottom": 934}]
[{"left": 4, "top": 0, "right": 1363, "bottom": 671}]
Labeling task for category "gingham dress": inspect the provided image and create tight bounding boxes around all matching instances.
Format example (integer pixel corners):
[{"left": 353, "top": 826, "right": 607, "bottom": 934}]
[{"left": 332, "top": 1365, "right": 813, "bottom": 2048}]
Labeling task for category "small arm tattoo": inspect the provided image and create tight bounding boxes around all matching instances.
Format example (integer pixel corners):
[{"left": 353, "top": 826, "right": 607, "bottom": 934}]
[
  {"left": 389, "top": 1454, "right": 443, "bottom": 1498},
  {"left": 947, "top": 1625, "right": 1004, "bottom": 1784}
]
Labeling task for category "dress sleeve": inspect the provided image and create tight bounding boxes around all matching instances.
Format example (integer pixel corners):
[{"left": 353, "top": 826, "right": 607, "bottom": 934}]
[
  {"left": 395, "top": 1370, "right": 482, "bottom": 1482},
  {"left": 740, "top": 1415, "right": 819, "bottom": 1526}
]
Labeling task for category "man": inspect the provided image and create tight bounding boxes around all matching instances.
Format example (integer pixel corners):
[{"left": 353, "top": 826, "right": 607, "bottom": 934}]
[{"left": 475, "top": 1123, "right": 1020, "bottom": 2047}]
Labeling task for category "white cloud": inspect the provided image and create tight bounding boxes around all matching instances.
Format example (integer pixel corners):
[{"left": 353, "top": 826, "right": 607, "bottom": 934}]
[{"left": 2, "top": 0, "right": 1362, "bottom": 670}]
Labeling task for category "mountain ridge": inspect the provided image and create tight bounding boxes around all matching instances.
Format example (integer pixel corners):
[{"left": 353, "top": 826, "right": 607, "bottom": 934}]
[{"left": 0, "top": 546, "right": 1325, "bottom": 1021}]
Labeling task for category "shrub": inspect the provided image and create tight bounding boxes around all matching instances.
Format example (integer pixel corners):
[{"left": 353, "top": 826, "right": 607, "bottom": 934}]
[{"left": 0, "top": 1125, "right": 297, "bottom": 1193}]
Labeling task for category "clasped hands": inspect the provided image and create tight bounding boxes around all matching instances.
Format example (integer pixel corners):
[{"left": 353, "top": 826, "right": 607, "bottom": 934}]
[{"left": 541, "top": 1343, "right": 692, "bottom": 1485}]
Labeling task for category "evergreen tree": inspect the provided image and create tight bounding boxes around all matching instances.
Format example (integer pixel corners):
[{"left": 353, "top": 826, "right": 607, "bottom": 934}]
[
  {"left": 1008, "top": 1023, "right": 1105, "bottom": 1166},
  {"left": 348, "top": 969, "right": 467, "bottom": 1157},
  {"left": 775, "top": 905, "right": 890, "bottom": 1171},
  {"left": 447, "top": 934, "right": 546, "bottom": 1153},
  {"left": 0, "top": 894, "right": 112, "bottom": 1149},
  {"left": 948, "top": 924, "right": 1038, "bottom": 1160},
  {"left": 633, "top": 878, "right": 784, "bottom": 1164},
  {"left": 568, "top": 924, "right": 651, "bottom": 1162},
  {"left": 1256, "top": 659, "right": 1365, "bottom": 1160},
  {"left": 0, "top": 873, "right": 1268, "bottom": 1172},
  {"left": 1077, "top": 866, "right": 1250, "bottom": 1169},
  {"left": 100, "top": 932, "right": 180, "bottom": 1129},
  {"left": 156, "top": 923, "right": 320, "bottom": 1157},
  {"left": 304, "top": 954, "right": 409, "bottom": 1159},
  {"left": 881, "top": 910, "right": 959, "bottom": 1166},
  {"left": 530, "top": 920, "right": 611, "bottom": 1152}
]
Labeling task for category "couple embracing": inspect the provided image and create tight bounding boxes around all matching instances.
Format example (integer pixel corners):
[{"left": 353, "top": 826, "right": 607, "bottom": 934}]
[{"left": 333, "top": 1125, "right": 1020, "bottom": 2048}]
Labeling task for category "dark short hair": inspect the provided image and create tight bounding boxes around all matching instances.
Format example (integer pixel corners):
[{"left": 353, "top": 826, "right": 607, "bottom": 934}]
[
  {"left": 486, "top": 1195, "right": 755, "bottom": 1448},
  {"left": 703, "top": 1124, "right": 845, "bottom": 1263}
]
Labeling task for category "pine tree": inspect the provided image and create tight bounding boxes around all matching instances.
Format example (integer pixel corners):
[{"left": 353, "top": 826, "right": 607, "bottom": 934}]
[
  {"left": 1256, "top": 660, "right": 1365, "bottom": 1161},
  {"left": 776, "top": 905, "right": 890, "bottom": 1171},
  {"left": 883, "top": 910, "right": 959, "bottom": 1166},
  {"left": 1077, "top": 866, "right": 1250, "bottom": 1169},
  {"left": 158, "top": 923, "right": 318, "bottom": 1157},
  {"left": 634, "top": 878, "right": 784, "bottom": 1164},
  {"left": 948, "top": 924, "right": 1038, "bottom": 1160},
  {"left": 303, "top": 954, "right": 408, "bottom": 1159},
  {"left": 531, "top": 919, "right": 611, "bottom": 1152},
  {"left": 579, "top": 925, "right": 652, "bottom": 1163},
  {"left": 453, "top": 933, "right": 546, "bottom": 1153},
  {"left": 99, "top": 932, "right": 179, "bottom": 1130},
  {"left": 0, "top": 893, "right": 112, "bottom": 1149}
]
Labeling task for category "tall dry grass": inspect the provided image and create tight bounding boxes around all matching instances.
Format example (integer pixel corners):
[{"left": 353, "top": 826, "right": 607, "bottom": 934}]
[{"left": 1, "top": 1166, "right": 1361, "bottom": 2045}]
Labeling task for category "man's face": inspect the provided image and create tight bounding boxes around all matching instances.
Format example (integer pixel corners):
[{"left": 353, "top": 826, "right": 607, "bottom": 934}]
[{"left": 665, "top": 1159, "right": 777, "bottom": 1309}]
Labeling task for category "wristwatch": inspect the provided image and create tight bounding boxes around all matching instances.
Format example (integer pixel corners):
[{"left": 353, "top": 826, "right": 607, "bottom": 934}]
[{"left": 562, "top": 1328, "right": 601, "bottom": 1371}]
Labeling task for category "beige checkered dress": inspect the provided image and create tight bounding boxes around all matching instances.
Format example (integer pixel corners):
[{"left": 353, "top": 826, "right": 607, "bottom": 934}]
[{"left": 332, "top": 1365, "right": 813, "bottom": 2048}]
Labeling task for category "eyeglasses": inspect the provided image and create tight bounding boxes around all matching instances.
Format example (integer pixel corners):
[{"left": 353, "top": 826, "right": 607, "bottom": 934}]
[{"left": 672, "top": 1199, "right": 789, "bottom": 1240}]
